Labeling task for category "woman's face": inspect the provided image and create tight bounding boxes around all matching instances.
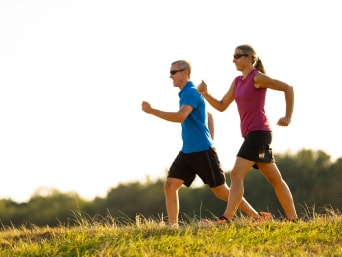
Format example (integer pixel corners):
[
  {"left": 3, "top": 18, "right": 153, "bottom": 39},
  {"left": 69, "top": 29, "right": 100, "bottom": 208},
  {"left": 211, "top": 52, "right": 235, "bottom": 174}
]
[{"left": 233, "top": 49, "right": 250, "bottom": 71}]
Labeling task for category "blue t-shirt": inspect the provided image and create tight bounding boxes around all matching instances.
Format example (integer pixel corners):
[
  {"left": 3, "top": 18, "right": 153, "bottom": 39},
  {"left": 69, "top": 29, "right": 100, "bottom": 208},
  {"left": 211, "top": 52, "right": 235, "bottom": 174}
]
[{"left": 179, "top": 81, "right": 214, "bottom": 153}]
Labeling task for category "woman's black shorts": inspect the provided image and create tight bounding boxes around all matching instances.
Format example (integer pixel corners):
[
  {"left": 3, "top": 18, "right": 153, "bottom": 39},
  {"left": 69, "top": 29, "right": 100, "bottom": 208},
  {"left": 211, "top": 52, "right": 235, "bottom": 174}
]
[{"left": 237, "top": 130, "right": 275, "bottom": 168}]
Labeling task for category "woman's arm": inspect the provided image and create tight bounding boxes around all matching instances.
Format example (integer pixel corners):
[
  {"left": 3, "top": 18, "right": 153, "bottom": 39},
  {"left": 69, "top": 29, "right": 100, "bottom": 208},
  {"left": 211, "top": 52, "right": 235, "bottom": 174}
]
[
  {"left": 197, "top": 80, "right": 235, "bottom": 112},
  {"left": 254, "top": 73, "right": 294, "bottom": 126},
  {"left": 207, "top": 111, "right": 214, "bottom": 140}
]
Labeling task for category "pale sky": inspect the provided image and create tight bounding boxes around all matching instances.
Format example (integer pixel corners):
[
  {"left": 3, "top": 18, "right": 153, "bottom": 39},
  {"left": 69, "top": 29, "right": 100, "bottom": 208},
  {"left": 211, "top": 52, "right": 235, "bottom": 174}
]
[{"left": 0, "top": 0, "right": 341, "bottom": 202}]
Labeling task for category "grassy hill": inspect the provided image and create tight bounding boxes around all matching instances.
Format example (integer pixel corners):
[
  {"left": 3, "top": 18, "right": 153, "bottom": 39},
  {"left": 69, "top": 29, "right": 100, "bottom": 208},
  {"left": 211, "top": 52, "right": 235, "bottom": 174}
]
[{"left": 1, "top": 210, "right": 341, "bottom": 257}]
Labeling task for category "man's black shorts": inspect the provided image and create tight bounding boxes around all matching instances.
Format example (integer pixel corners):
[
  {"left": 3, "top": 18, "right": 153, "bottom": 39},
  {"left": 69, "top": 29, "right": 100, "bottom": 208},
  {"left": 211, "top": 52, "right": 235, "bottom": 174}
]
[{"left": 168, "top": 147, "right": 226, "bottom": 188}]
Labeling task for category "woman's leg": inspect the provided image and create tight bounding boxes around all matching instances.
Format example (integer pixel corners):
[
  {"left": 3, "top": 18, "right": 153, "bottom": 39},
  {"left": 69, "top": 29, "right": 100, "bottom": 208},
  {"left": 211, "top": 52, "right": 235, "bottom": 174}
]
[
  {"left": 257, "top": 162, "right": 298, "bottom": 220},
  {"left": 222, "top": 157, "right": 254, "bottom": 220},
  {"left": 211, "top": 184, "right": 261, "bottom": 219}
]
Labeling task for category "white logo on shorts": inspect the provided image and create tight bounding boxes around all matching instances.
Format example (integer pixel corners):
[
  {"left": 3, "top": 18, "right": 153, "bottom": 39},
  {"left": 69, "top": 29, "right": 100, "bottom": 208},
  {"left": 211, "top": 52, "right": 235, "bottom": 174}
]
[{"left": 259, "top": 153, "right": 265, "bottom": 159}]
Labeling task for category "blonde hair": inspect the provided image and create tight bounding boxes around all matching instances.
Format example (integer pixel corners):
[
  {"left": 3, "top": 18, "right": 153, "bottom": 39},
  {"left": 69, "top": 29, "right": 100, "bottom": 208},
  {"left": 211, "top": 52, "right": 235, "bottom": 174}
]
[{"left": 236, "top": 45, "right": 266, "bottom": 74}]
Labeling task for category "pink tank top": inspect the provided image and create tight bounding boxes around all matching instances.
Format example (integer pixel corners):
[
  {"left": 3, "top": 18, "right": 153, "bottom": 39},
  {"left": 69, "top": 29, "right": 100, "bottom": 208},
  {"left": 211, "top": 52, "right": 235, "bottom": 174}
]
[{"left": 234, "top": 69, "right": 271, "bottom": 137}]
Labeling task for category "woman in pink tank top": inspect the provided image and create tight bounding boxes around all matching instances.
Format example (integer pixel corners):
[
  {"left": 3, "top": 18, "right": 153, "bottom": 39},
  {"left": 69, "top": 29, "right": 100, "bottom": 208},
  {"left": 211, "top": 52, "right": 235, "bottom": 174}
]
[{"left": 197, "top": 44, "right": 298, "bottom": 223}]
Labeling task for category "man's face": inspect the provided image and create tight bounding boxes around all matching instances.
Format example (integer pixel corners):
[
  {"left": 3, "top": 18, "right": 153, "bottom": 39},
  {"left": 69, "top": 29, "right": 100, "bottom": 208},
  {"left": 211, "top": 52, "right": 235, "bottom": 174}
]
[{"left": 169, "top": 64, "right": 187, "bottom": 88}]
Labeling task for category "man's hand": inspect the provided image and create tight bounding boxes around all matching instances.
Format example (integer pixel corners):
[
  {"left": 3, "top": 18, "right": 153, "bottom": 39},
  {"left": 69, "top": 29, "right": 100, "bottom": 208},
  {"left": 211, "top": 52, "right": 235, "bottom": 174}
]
[{"left": 141, "top": 101, "right": 152, "bottom": 114}]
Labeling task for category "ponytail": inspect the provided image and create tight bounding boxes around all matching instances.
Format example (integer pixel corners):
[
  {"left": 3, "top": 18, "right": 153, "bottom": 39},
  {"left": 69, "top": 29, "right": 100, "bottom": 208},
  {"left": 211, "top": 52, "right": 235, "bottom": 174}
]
[{"left": 254, "top": 58, "right": 266, "bottom": 74}]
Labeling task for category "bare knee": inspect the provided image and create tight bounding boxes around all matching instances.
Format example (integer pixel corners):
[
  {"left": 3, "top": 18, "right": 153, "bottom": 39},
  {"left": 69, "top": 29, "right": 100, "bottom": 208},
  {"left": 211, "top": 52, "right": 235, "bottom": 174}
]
[
  {"left": 262, "top": 169, "right": 283, "bottom": 186},
  {"left": 164, "top": 180, "right": 173, "bottom": 193},
  {"left": 258, "top": 163, "right": 284, "bottom": 186},
  {"left": 269, "top": 177, "right": 287, "bottom": 189},
  {"left": 230, "top": 170, "right": 245, "bottom": 183},
  {"left": 229, "top": 158, "right": 254, "bottom": 182},
  {"left": 164, "top": 178, "right": 182, "bottom": 194},
  {"left": 211, "top": 185, "right": 229, "bottom": 201}
]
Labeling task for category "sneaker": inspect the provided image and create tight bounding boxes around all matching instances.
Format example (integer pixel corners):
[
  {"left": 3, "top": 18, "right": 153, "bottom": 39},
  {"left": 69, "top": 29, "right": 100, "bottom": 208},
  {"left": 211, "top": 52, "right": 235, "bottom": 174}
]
[
  {"left": 202, "top": 215, "right": 231, "bottom": 225},
  {"left": 258, "top": 212, "right": 271, "bottom": 222},
  {"left": 167, "top": 223, "right": 179, "bottom": 229}
]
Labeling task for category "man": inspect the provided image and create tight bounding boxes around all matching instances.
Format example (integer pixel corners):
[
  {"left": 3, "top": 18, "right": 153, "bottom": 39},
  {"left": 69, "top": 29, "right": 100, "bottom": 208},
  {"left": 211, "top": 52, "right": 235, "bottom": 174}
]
[{"left": 141, "top": 60, "right": 269, "bottom": 226}]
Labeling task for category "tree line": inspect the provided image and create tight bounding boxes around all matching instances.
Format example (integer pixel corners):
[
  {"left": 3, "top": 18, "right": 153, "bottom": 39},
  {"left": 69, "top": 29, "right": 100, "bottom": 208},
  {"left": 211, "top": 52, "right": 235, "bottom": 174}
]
[{"left": 0, "top": 149, "right": 341, "bottom": 227}]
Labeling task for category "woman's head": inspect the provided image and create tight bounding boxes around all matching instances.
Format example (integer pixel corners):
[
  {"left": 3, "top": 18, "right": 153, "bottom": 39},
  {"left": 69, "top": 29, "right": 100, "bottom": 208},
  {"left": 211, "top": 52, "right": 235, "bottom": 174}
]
[{"left": 235, "top": 45, "right": 266, "bottom": 74}]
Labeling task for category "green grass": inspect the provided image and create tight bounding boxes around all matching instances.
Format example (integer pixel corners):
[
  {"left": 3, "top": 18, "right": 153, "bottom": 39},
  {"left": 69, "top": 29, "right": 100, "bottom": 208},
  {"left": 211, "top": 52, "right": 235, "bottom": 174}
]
[{"left": 1, "top": 211, "right": 341, "bottom": 257}]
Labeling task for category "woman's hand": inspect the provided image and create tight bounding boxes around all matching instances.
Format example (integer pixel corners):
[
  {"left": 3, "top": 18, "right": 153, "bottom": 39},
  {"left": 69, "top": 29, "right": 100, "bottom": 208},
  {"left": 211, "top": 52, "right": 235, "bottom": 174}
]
[
  {"left": 197, "top": 80, "right": 208, "bottom": 96},
  {"left": 277, "top": 116, "right": 291, "bottom": 126}
]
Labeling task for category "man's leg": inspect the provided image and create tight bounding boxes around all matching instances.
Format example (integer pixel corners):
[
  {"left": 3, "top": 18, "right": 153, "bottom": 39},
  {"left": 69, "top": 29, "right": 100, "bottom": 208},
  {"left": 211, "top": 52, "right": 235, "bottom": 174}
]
[{"left": 164, "top": 177, "right": 184, "bottom": 226}]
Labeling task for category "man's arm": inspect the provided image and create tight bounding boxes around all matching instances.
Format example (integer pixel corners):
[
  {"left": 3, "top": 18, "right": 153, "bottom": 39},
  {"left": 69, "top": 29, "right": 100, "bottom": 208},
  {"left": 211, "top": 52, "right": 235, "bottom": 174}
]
[{"left": 142, "top": 101, "right": 193, "bottom": 123}]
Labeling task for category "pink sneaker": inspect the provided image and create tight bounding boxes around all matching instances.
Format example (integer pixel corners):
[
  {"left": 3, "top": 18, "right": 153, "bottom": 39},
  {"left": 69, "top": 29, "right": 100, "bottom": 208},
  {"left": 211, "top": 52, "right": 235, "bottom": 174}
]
[
  {"left": 258, "top": 212, "right": 272, "bottom": 222},
  {"left": 202, "top": 216, "right": 231, "bottom": 225}
]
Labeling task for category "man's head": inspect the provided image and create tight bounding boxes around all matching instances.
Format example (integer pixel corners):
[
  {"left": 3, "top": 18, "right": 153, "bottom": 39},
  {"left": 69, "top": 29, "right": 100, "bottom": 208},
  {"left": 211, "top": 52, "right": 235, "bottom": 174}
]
[{"left": 170, "top": 60, "right": 191, "bottom": 89}]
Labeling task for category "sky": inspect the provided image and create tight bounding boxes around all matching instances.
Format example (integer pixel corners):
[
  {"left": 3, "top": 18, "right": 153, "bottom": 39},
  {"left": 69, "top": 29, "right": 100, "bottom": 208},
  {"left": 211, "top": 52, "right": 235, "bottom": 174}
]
[{"left": 0, "top": 0, "right": 341, "bottom": 202}]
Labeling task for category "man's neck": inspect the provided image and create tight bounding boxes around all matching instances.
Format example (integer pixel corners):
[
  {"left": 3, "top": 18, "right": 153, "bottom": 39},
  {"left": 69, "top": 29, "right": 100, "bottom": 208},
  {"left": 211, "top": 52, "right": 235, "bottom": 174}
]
[{"left": 179, "top": 80, "right": 190, "bottom": 90}]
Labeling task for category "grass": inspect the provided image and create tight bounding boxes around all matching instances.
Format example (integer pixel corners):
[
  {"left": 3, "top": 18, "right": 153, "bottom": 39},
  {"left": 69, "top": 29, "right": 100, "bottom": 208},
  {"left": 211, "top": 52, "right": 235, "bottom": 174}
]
[{"left": 0, "top": 210, "right": 341, "bottom": 257}]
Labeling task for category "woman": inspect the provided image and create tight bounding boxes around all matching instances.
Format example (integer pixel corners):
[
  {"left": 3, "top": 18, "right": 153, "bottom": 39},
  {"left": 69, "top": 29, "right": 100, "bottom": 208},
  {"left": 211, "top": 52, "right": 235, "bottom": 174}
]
[{"left": 197, "top": 45, "right": 298, "bottom": 222}]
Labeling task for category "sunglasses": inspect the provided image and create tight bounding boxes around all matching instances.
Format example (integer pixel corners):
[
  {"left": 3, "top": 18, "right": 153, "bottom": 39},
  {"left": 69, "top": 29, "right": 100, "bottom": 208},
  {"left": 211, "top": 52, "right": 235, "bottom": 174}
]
[
  {"left": 170, "top": 69, "right": 185, "bottom": 75},
  {"left": 233, "top": 53, "right": 249, "bottom": 59}
]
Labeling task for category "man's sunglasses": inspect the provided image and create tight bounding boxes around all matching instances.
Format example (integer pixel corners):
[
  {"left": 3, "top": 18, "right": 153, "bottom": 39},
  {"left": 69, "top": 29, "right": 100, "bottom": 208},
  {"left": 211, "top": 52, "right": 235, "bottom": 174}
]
[
  {"left": 170, "top": 69, "right": 185, "bottom": 75},
  {"left": 233, "top": 53, "right": 249, "bottom": 59}
]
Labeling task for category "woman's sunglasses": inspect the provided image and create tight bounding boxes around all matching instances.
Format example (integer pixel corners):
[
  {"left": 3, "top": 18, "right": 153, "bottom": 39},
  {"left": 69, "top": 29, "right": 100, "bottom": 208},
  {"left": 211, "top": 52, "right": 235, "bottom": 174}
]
[{"left": 233, "top": 53, "right": 249, "bottom": 59}]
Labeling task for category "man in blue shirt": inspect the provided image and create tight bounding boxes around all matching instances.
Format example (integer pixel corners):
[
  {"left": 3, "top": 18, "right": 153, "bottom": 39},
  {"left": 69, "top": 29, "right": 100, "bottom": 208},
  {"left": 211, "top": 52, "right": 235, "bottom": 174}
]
[{"left": 142, "top": 60, "right": 269, "bottom": 226}]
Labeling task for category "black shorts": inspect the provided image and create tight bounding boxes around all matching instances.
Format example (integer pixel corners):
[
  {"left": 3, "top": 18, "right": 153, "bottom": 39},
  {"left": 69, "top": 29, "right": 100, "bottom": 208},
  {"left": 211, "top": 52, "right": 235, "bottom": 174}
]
[
  {"left": 237, "top": 130, "right": 275, "bottom": 169},
  {"left": 168, "top": 148, "right": 226, "bottom": 188}
]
